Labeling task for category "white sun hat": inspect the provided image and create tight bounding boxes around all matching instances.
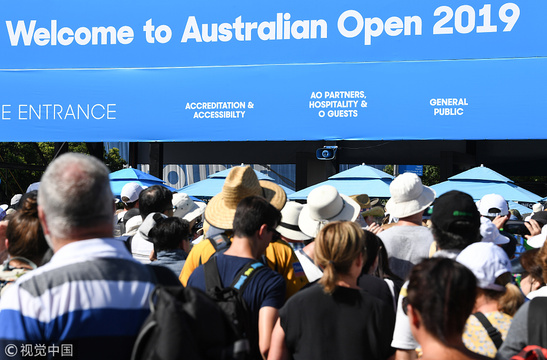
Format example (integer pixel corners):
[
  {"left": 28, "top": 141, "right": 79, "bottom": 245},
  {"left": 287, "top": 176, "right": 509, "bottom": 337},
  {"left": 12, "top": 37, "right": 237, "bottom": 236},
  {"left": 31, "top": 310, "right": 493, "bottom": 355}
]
[
  {"left": 385, "top": 173, "right": 435, "bottom": 218},
  {"left": 298, "top": 185, "right": 360, "bottom": 238},
  {"left": 277, "top": 201, "right": 312, "bottom": 241}
]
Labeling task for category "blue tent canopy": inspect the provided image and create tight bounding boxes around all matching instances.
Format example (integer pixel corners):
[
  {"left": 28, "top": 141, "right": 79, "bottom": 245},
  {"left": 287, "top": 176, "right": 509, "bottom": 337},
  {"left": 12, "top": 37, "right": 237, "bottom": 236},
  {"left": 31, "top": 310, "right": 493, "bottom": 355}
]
[
  {"left": 288, "top": 164, "right": 394, "bottom": 200},
  {"left": 508, "top": 201, "right": 532, "bottom": 216},
  {"left": 431, "top": 166, "right": 542, "bottom": 203},
  {"left": 110, "top": 179, "right": 176, "bottom": 197},
  {"left": 178, "top": 167, "right": 294, "bottom": 199},
  {"left": 110, "top": 168, "right": 175, "bottom": 196}
]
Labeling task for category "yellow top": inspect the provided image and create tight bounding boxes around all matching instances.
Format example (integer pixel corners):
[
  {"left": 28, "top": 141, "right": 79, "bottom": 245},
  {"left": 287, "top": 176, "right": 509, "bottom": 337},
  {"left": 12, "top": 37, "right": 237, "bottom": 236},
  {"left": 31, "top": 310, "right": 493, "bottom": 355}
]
[
  {"left": 179, "top": 237, "right": 309, "bottom": 299},
  {"left": 462, "top": 311, "right": 512, "bottom": 358}
]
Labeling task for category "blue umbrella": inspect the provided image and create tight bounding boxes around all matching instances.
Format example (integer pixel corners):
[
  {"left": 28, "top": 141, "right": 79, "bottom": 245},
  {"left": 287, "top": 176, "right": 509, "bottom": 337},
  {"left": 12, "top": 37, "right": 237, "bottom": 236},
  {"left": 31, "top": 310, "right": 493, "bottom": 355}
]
[
  {"left": 178, "top": 167, "right": 294, "bottom": 199},
  {"left": 508, "top": 201, "right": 532, "bottom": 216},
  {"left": 109, "top": 168, "right": 164, "bottom": 182},
  {"left": 110, "top": 179, "right": 176, "bottom": 196},
  {"left": 431, "top": 165, "right": 542, "bottom": 202},
  {"left": 110, "top": 168, "right": 175, "bottom": 196},
  {"left": 288, "top": 164, "right": 394, "bottom": 200}
]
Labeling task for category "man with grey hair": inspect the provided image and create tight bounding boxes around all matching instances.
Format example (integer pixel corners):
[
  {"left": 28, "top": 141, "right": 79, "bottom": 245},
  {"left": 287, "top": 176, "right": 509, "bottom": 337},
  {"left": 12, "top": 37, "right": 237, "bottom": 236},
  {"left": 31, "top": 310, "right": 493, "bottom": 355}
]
[{"left": 0, "top": 153, "right": 157, "bottom": 360}]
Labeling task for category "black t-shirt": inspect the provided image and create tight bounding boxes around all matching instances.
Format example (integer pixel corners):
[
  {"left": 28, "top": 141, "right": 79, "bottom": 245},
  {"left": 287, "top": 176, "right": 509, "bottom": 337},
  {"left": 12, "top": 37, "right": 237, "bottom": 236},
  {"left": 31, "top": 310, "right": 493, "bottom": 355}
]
[
  {"left": 357, "top": 274, "right": 395, "bottom": 312},
  {"left": 280, "top": 283, "right": 395, "bottom": 360}
]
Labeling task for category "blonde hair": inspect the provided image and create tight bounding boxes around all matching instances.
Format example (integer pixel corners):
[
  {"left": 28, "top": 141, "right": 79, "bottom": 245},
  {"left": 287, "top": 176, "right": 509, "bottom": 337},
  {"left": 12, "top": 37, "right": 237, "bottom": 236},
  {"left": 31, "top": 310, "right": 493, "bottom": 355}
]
[
  {"left": 314, "top": 221, "right": 367, "bottom": 294},
  {"left": 498, "top": 283, "right": 525, "bottom": 316}
]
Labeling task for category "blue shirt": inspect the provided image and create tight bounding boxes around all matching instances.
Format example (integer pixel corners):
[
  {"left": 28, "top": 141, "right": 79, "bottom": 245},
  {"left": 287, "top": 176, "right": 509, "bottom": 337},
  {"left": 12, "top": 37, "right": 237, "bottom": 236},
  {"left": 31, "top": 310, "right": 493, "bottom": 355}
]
[
  {"left": 150, "top": 248, "right": 188, "bottom": 278},
  {"left": 0, "top": 238, "right": 156, "bottom": 360}
]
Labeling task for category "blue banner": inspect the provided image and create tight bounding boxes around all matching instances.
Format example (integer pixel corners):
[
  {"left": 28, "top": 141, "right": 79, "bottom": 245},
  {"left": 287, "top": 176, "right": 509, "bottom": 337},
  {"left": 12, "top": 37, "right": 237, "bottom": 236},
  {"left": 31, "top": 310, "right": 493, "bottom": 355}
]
[
  {"left": 0, "top": 1, "right": 543, "bottom": 69},
  {"left": 0, "top": 0, "right": 544, "bottom": 141},
  {"left": 0, "top": 57, "right": 546, "bottom": 141}
]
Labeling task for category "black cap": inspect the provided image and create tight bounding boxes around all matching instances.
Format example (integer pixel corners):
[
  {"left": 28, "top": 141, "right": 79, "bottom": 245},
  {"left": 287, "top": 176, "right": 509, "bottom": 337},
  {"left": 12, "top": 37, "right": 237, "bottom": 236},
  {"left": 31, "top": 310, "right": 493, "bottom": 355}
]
[
  {"left": 431, "top": 191, "right": 480, "bottom": 232},
  {"left": 531, "top": 211, "right": 547, "bottom": 227}
]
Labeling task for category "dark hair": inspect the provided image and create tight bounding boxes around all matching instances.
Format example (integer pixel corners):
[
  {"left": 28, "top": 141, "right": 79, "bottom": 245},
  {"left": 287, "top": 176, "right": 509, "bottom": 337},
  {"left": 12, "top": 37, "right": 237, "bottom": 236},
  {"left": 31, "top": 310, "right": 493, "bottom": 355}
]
[
  {"left": 535, "top": 242, "right": 547, "bottom": 284},
  {"left": 361, "top": 231, "right": 402, "bottom": 282},
  {"left": 139, "top": 185, "right": 173, "bottom": 219},
  {"left": 232, "top": 196, "right": 281, "bottom": 238},
  {"left": 122, "top": 198, "right": 138, "bottom": 210},
  {"left": 407, "top": 258, "right": 477, "bottom": 344},
  {"left": 6, "top": 195, "right": 49, "bottom": 265},
  {"left": 431, "top": 221, "right": 480, "bottom": 251},
  {"left": 520, "top": 249, "right": 544, "bottom": 285},
  {"left": 149, "top": 216, "right": 190, "bottom": 252},
  {"left": 499, "top": 231, "right": 517, "bottom": 260},
  {"left": 362, "top": 231, "right": 381, "bottom": 274}
]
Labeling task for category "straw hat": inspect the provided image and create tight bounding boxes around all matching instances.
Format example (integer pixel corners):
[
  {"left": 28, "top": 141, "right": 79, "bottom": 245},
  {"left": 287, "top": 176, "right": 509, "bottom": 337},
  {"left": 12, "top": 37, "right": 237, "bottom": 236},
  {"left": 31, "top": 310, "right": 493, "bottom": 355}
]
[
  {"left": 385, "top": 173, "right": 435, "bottom": 218},
  {"left": 298, "top": 185, "right": 360, "bottom": 238},
  {"left": 350, "top": 194, "right": 371, "bottom": 209},
  {"left": 361, "top": 206, "right": 385, "bottom": 218},
  {"left": 276, "top": 202, "right": 312, "bottom": 241},
  {"left": 204, "top": 166, "right": 286, "bottom": 230}
]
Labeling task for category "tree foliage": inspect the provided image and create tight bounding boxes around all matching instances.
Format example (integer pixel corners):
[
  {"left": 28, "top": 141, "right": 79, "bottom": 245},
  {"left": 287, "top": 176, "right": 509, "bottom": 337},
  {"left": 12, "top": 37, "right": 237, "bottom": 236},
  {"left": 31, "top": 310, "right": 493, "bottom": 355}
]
[
  {"left": 0, "top": 142, "right": 126, "bottom": 203},
  {"left": 383, "top": 165, "right": 440, "bottom": 186}
]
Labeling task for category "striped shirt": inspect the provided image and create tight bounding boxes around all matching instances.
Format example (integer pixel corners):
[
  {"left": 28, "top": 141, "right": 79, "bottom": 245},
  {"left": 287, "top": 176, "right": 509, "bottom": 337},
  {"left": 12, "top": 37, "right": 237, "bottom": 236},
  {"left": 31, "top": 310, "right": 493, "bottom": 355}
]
[{"left": 0, "top": 238, "right": 156, "bottom": 360}]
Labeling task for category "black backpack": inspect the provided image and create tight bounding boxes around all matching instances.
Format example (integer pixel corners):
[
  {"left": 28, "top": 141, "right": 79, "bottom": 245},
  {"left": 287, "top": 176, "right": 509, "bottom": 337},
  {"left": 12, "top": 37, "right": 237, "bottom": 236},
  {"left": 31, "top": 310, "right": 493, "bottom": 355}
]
[
  {"left": 131, "top": 285, "right": 248, "bottom": 360},
  {"left": 204, "top": 257, "right": 268, "bottom": 360}
]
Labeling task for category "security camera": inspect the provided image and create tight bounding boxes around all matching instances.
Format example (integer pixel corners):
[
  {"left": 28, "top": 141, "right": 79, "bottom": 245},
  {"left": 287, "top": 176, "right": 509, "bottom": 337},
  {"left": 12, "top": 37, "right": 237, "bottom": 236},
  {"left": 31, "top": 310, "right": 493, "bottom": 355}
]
[{"left": 316, "top": 146, "right": 338, "bottom": 160}]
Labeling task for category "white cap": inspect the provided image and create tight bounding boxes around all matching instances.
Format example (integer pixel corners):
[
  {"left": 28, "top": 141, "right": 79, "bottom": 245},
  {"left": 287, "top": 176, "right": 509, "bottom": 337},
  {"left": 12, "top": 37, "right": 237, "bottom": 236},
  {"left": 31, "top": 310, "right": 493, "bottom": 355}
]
[
  {"left": 533, "top": 203, "right": 544, "bottom": 213},
  {"left": 456, "top": 242, "right": 512, "bottom": 291},
  {"left": 10, "top": 194, "right": 22, "bottom": 206},
  {"left": 480, "top": 217, "right": 509, "bottom": 245},
  {"left": 527, "top": 226, "right": 547, "bottom": 249},
  {"left": 478, "top": 194, "right": 509, "bottom": 217},
  {"left": 121, "top": 182, "right": 144, "bottom": 204}
]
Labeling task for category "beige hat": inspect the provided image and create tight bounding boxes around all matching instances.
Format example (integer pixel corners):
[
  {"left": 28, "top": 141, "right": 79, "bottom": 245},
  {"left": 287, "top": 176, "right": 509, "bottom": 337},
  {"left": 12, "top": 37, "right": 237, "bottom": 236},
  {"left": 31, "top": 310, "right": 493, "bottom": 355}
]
[
  {"left": 385, "top": 173, "right": 435, "bottom": 218},
  {"left": 350, "top": 194, "right": 371, "bottom": 209},
  {"left": 172, "top": 193, "right": 206, "bottom": 222},
  {"left": 298, "top": 185, "right": 360, "bottom": 238},
  {"left": 204, "top": 166, "right": 286, "bottom": 230}
]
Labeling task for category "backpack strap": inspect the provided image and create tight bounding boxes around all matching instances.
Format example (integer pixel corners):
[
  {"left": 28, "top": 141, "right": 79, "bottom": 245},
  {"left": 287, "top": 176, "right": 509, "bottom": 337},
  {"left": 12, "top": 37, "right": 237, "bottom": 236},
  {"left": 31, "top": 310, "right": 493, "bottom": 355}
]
[
  {"left": 209, "top": 233, "right": 231, "bottom": 252},
  {"left": 204, "top": 256, "right": 267, "bottom": 295},
  {"left": 199, "top": 234, "right": 232, "bottom": 266},
  {"left": 204, "top": 257, "right": 224, "bottom": 293},
  {"left": 528, "top": 297, "right": 547, "bottom": 346},
  {"left": 230, "top": 261, "right": 266, "bottom": 294},
  {"left": 473, "top": 312, "right": 503, "bottom": 349}
]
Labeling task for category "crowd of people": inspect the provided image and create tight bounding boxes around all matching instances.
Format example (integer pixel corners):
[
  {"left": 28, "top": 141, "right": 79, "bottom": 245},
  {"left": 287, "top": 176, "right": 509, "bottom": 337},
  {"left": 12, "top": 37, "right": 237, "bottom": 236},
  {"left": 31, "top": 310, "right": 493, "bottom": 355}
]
[{"left": 0, "top": 152, "right": 546, "bottom": 360}]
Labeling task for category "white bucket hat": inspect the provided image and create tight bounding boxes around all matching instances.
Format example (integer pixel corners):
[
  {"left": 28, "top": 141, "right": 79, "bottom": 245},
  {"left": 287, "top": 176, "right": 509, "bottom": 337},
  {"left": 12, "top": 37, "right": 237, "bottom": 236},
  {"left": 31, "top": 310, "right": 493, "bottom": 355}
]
[
  {"left": 480, "top": 217, "right": 509, "bottom": 245},
  {"left": 385, "top": 173, "right": 435, "bottom": 218},
  {"left": 173, "top": 193, "right": 206, "bottom": 222},
  {"left": 298, "top": 185, "right": 360, "bottom": 238},
  {"left": 456, "top": 242, "right": 512, "bottom": 291},
  {"left": 277, "top": 202, "right": 312, "bottom": 241}
]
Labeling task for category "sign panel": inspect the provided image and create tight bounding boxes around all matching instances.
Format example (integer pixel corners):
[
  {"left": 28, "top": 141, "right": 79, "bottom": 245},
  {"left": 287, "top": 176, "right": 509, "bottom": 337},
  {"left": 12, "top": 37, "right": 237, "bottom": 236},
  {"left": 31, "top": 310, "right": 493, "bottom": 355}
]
[
  {"left": 0, "top": 58, "right": 545, "bottom": 141},
  {"left": 0, "top": 0, "right": 544, "bottom": 141}
]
